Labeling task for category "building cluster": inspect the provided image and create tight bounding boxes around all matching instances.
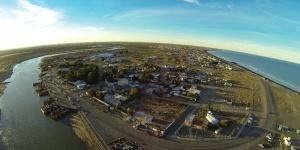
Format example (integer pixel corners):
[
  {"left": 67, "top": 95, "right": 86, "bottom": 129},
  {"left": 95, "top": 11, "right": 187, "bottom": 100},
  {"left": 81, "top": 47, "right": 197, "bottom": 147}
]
[{"left": 37, "top": 45, "right": 247, "bottom": 141}]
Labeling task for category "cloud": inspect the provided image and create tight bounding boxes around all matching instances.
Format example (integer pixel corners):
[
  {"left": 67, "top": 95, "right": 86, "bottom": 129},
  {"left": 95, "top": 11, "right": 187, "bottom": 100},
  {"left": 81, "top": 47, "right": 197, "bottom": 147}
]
[
  {"left": 0, "top": 0, "right": 107, "bottom": 50},
  {"left": 182, "top": 0, "right": 200, "bottom": 6},
  {"left": 12, "top": 0, "right": 62, "bottom": 26}
]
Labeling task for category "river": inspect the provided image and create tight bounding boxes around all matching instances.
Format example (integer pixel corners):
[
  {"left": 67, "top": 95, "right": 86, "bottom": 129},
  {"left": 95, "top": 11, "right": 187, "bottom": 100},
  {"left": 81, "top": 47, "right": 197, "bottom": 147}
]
[{"left": 0, "top": 56, "right": 86, "bottom": 150}]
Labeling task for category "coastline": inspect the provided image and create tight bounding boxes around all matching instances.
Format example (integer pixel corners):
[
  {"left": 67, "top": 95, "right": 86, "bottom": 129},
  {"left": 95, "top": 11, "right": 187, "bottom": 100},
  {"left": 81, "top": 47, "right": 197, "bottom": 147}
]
[
  {"left": 1, "top": 43, "right": 299, "bottom": 149},
  {"left": 207, "top": 50, "right": 300, "bottom": 95},
  {"left": 207, "top": 50, "right": 300, "bottom": 139}
]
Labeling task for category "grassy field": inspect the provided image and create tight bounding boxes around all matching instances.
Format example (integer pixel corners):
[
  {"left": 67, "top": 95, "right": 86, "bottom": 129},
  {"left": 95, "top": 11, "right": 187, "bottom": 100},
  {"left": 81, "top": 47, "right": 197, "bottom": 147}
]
[{"left": 271, "top": 82, "right": 300, "bottom": 136}]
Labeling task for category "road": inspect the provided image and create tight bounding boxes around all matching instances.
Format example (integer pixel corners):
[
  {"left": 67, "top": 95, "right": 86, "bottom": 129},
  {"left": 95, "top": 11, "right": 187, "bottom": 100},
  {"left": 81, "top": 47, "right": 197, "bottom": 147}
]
[
  {"left": 233, "top": 78, "right": 279, "bottom": 150},
  {"left": 41, "top": 59, "right": 280, "bottom": 149},
  {"left": 163, "top": 105, "right": 198, "bottom": 137},
  {"left": 74, "top": 78, "right": 281, "bottom": 150},
  {"left": 80, "top": 100, "right": 253, "bottom": 150}
]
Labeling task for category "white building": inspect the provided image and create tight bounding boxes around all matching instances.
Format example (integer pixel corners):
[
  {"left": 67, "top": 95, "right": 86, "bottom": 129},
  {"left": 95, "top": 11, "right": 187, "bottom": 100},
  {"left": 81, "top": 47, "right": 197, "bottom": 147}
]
[
  {"left": 206, "top": 111, "right": 219, "bottom": 125},
  {"left": 284, "top": 137, "right": 292, "bottom": 146},
  {"left": 74, "top": 80, "right": 87, "bottom": 90}
]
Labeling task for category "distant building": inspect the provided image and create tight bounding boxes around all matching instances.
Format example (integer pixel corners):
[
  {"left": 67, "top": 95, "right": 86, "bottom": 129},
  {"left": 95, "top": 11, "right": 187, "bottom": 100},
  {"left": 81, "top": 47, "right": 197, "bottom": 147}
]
[{"left": 90, "top": 53, "right": 115, "bottom": 61}]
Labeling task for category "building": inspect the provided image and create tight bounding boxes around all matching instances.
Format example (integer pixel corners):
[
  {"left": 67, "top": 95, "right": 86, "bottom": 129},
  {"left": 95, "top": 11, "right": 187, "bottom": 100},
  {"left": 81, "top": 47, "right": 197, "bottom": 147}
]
[
  {"left": 118, "top": 78, "right": 129, "bottom": 86},
  {"left": 187, "top": 86, "right": 201, "bottom": 97},
  {"left": 104, "top": 94, "right": 121, "bottom": 106},
  {"left": 128, "top": 74, "right": 138, "bottom": 81},
  {"left": 134, "top": 111, "right": 153, "bottom": 125},
  {"left": 206, "top": 111, "right": 219, "bottom": 125},
  {"left": 114, "top": 94, "right": 128, "bottom": 104},
  {"left": 74, "top": 80, "right": 87, "bottom": 90},
  {"left": 90, "top": 53, "right": 115, "bottom": 61},
  {"left": 184, "top": 114, "right": 195, "bottom": 127}
]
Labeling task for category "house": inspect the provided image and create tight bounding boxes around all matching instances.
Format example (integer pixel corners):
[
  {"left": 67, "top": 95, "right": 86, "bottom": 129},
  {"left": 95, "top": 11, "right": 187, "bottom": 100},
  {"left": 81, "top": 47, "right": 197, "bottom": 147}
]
[
  {"left": 114, "top": 94, "right": 128, "bottom": 105},
  {"left": 90, "top": 53, "right": 115, "bottom": 61},
  {"left": 134, "top": 111, "right": 153, "bottom": 125},
  {"left": 278, "top": 124, "right": 289, "bottom": 132},
  {"left": 206, "top": 111, "right": 219, "bottom": 125},
  {"left": 118, "top": 78, "right": 129, "bottom": 86},
  {"left": 187, "top": 86, "right": 201, "bottom": 97},
  {"left": 151, "top": 73, "right": 160, "bottom": 80},
  {"left": 179, "top": 73, "right": 187, "bottom": 81},
  {"left": 283, "top": 137, "right": 292, "bottom": 146},
  {"left": 128, "top": 74, "right": 138, "bottom": 81},
  {"left": 104, "top": 94, "right": 121, "bottom": 106},
  {"left": 97, "top": 53, "right": 115, "bottom": 58},
  {"left": 107, "top": 57, "right": 121, "bottom": 63},
  {"left": 184, "top": 114, "right": 195, "bottom": 127},
  {"left": 170, "top": 86, "right": 185, "bottom": 96},
  {"left": 74, "top": 80, "right": 87, "bottom": 90}
]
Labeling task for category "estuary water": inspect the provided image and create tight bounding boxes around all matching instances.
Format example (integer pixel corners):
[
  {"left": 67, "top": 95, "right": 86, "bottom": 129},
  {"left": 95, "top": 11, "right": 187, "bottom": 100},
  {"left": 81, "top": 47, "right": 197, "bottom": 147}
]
[
  {"left": 0, "top": 56, "right": 86, "bottom": 150},
  {"left": 209, "top": 50, "right": 300, "bottom": 93}
]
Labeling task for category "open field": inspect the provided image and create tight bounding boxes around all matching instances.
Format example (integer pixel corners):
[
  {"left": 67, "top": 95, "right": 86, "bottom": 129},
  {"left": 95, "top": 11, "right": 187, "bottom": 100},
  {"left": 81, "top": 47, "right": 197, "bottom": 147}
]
[
  {"left": 270, "top": 81, "right": 300, "bottom": 137},
  {"left": 137, "top": 97, "right": 186, "bottom": 123}
]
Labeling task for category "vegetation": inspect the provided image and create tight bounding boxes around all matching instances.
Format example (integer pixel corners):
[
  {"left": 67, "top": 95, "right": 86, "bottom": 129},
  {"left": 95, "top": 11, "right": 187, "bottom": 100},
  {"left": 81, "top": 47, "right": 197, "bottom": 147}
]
[{"left": 58, "top": 61, "right": 99, "bottom": 84}]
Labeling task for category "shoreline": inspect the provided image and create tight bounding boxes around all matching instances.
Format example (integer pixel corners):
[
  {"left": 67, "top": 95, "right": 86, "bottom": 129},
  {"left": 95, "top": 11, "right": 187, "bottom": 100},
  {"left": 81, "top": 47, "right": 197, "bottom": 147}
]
[
  {"left": 207, "top": 50, "right": 300, "bottom": 95},
  {"left": 0, "top": 42, "right": 299, "bottom": 149}
]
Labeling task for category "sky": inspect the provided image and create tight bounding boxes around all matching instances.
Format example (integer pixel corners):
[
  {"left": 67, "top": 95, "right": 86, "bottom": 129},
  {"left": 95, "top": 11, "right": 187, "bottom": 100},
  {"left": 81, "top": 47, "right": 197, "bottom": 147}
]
[{"left": 0, "top": 0, "right": 300, "bottom": 63}]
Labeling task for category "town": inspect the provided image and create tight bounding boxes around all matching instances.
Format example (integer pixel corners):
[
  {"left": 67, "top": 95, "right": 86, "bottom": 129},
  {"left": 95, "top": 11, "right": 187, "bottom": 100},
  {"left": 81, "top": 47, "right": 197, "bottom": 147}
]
[{"left": 33, "top": 43, "right": 297, "bottom": 150}]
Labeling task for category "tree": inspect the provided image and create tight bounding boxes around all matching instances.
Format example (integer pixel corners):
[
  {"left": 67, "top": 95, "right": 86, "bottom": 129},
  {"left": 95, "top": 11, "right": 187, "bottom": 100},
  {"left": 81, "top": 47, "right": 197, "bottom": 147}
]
[{"left": 87, "top": 71, "right": 99, "bottom": 84}]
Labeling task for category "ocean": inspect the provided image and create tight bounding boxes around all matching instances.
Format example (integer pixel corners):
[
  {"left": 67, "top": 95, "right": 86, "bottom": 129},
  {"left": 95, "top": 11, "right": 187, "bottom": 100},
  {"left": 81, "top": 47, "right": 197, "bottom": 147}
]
[{"left": 209, "top": 50, "right": 300, "bottom": 93}]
